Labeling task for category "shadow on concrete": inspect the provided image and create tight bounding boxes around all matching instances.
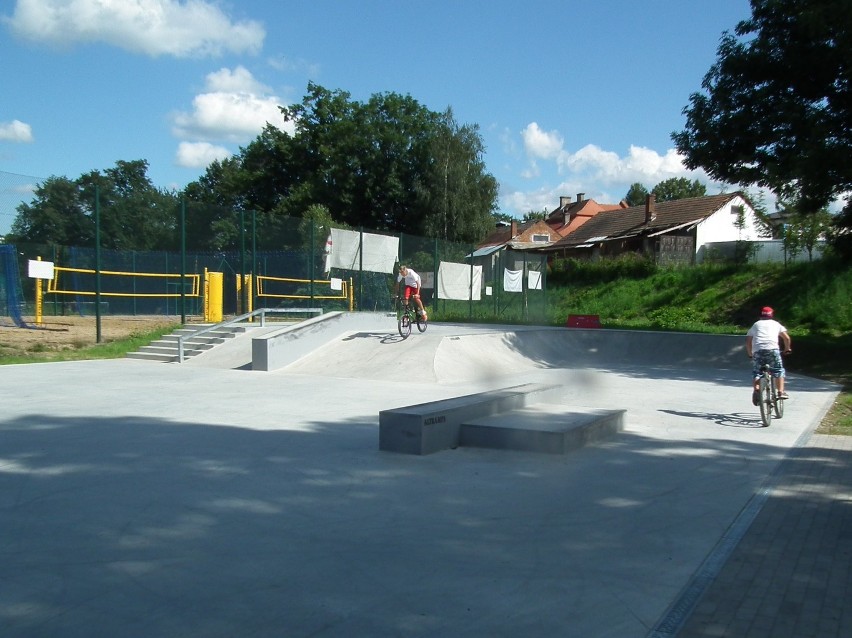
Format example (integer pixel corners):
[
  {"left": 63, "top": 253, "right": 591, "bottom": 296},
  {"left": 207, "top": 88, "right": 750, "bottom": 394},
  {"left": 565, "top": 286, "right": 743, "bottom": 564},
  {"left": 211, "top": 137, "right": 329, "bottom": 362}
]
[{"left": 2, "top": 408, "right": 848, "bottom": 637}]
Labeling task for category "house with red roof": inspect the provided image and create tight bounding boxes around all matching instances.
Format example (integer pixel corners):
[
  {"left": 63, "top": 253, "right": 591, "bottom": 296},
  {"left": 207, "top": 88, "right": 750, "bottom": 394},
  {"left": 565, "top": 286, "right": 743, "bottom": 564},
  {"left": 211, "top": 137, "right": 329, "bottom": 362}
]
[
  {"left": 545, "top": 192, "right": 628, "bottom": 238},
  {"left": 543, "top": 192, "right": 767, "bottom": 265}
]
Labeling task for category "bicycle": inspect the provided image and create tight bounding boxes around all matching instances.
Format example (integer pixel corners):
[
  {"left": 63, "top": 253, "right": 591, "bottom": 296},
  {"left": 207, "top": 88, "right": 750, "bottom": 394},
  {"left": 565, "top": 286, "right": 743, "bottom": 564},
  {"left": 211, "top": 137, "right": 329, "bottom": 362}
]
[
  {"left": 757, "top": 362, "right": 784, "bottom": 427},
  {"left": 395, "top": 296, "right": 427, "bottom": 339}
]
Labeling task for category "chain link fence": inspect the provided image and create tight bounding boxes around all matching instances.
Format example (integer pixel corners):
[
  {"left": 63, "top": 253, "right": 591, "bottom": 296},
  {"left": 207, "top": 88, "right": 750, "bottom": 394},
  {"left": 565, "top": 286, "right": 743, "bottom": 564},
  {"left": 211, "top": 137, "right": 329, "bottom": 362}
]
[{"left": 1, "top": 172, "right": 548, "bottom": 323}]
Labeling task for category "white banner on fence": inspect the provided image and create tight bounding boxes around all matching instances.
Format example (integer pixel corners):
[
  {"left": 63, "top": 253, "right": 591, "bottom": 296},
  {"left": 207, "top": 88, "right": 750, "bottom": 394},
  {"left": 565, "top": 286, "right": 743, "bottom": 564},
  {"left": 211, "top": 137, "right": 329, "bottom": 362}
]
[
  {"left": 324, "top": 228, "right": 399, "bottom": 274},
  {"left": 438, "top": 261, "right": 482, "bottom": 300},
  {"left": 528, "top": 270, "right": 542, "bottom": 290},
  {"left": 503, "top": 268, "right": 522, "bottom": 292}
]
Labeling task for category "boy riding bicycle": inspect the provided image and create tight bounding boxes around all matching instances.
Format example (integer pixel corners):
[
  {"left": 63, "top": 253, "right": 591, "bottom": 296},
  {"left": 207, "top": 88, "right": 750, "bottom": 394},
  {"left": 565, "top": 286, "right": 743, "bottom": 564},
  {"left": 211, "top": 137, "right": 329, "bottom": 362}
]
[
  {"left": 745, "top": 306, "right": 792, "bottom": 405},
  {"left": 394, "top": 265, "right": 427, "bottom": 321}
]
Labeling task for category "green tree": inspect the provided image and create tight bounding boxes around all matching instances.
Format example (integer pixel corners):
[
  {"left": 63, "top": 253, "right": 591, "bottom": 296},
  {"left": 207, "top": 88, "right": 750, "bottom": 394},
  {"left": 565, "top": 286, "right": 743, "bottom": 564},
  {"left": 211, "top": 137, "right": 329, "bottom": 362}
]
[
  {"left": 187, "top": 82, "right": 499, "bottom": 246},
  {"left": 421, "top": 108, "right": 498, "bottom": 242},
  {"left": 652, "top": 177, "right": 707, "bottom": 202},
  {"left": 778, "top": 201, "right": 833, "bottom": 262},
  {"left": 10, "top": 176, "right": 92, "bottom": 247},
  {"left": 80, "top": 160, "right": 178, "bottom": 251},
  {"left": 522, "top": 209, "right": 548, "bottom": 222},
  {"left": 10, "top": 160, "right": 177, "bottom": 250},
  {"left": 624, "top": 182, "right": 649, "bottom": 207},
  {"left": 672, "top": 0, "right": 852, "bottom": 256}
]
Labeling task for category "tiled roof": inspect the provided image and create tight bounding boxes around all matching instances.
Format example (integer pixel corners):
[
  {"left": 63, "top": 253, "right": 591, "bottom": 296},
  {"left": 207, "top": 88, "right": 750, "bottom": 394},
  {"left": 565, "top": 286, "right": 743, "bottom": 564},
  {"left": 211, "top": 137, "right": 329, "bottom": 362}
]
[
  {"left": 479, "top": 220, "right": 538, "bottom": 247},
  {"left": 551, "top": 193, "right": 742, "bottom": 248}
]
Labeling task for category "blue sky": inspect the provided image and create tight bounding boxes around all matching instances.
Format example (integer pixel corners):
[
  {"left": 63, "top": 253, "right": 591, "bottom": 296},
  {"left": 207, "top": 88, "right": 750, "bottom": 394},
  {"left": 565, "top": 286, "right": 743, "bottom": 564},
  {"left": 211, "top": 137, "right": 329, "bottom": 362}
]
[{"left": 0, "top": 0, "right": 755, "bottom": 235}]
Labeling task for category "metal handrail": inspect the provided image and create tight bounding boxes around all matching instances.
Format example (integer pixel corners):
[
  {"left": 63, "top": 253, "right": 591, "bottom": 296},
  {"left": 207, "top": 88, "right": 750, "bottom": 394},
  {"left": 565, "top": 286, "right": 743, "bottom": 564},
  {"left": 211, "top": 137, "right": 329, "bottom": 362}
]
[{"left": 177, "top": 307, "right": 323, "bottom": 362}]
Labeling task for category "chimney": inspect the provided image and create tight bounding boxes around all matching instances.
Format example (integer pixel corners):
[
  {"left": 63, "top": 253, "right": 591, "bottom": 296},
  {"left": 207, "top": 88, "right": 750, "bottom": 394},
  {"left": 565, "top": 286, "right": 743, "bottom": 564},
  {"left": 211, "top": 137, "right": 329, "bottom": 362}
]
[
  {"left": 576, "top": 192, "right": 585, "bottom": 203},
  {"left": 645, "top": 194, "right": 657, "bottom": 223},
  {"left": 559, "top": 196, "right": 573, "bottom": 225},
  {"left": 510, "top": 220, "right": 518, "bottom": 238}
]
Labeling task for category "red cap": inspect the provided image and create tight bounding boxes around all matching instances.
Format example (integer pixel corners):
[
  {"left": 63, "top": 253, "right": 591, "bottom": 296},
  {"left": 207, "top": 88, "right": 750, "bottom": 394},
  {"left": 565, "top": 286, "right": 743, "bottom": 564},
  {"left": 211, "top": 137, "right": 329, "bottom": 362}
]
[{"left": 761, "top": 306, "right": 774, "bottom": 318}]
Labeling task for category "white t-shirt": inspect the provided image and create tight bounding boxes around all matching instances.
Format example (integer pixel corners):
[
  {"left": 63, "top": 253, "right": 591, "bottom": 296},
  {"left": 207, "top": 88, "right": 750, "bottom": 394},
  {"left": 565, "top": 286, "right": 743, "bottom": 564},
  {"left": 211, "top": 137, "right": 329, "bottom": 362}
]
[
  {"left": 397, "top": 269, "right": 421, "bottom": 288},
  {"left": 747, "top": 319, "right": 787, "bottom": 351}
]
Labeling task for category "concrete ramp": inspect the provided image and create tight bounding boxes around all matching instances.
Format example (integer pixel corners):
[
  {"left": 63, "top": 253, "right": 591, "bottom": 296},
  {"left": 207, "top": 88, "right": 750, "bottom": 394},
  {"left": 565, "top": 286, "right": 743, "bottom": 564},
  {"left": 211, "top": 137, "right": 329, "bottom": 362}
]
[{"left": 285, "top": 326, "right": 747, "bottom": 384}]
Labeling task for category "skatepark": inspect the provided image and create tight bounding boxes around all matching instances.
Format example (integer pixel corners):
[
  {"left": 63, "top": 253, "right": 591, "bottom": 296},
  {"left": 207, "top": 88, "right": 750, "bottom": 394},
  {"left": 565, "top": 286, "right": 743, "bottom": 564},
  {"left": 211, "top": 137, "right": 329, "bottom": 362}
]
[{"left": 0, "top": 314, "right": 841, "bottom": 637}]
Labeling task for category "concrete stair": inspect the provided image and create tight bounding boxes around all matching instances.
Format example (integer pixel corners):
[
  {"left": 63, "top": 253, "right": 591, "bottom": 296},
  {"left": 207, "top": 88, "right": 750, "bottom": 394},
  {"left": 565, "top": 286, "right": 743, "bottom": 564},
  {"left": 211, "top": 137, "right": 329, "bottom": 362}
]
[{"left": 126, "top": 324, "right": 249, "bottom": 363}]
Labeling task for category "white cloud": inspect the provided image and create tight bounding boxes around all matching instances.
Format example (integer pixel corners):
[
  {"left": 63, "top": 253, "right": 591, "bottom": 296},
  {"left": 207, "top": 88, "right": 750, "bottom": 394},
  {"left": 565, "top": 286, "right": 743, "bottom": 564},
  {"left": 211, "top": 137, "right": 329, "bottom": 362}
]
[
  {"left": 521, "top": 122, "right": 563, "bottom": 160},
  {"left": 205, "top": 66, "right": 270, "bottom": 94},
  {"left": 501, "top": 128, "right": 725, "bottom": 216},
  {"left": 267, "top": 55, "right": 320, "bottom": 78},
  {"left": 171, "top": 66, "right": 291, "bottom": 143},
  {"left": 5, "top": 0, "right": 264, "bottom": 58},
  {"left": 556, "top": 143, "right": 693, "bottom": 185},
  {"left": 0, "top": 119, "right": 34, "bottom": 142},
  {"left": 175, "top": 141, "right": 231, "bottom": 168}
]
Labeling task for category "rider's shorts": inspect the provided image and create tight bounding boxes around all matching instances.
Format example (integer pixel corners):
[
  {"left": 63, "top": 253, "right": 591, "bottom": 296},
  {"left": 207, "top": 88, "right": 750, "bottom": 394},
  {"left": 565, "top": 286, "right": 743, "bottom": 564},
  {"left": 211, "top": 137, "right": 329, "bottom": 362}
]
[
  {"left": 752, "top": 349, "right": 785, "bottom": 379},
  {"left": 403, "top": 285, "right": 419, "bottom": 300}
]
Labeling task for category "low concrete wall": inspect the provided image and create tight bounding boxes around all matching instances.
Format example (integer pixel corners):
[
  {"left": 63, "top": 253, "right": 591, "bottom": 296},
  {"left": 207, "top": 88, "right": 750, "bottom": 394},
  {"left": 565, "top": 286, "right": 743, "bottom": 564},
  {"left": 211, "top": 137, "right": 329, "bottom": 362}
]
[
  {"left": 379, "top": 383, "right": 561, "bottom": 455},
  {"left": 252, "top": 311, "right": 396, "bottom": 371}
]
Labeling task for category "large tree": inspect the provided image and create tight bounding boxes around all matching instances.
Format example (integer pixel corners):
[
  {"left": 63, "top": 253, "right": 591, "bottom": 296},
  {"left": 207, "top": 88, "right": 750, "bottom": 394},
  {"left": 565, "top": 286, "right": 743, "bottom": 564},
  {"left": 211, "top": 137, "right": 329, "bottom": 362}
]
[
  {"left": 624, "top": 182, "right": 649, "bottom": 207},
  {"left": 652, "top": 177, "right": 707, "bottom": 202},
  {"left": 187, "top": 82, "right": 498, "bottom": 245},
  {"left": 10, "top": 160, "right": 177, "bottom": 250},
  {"left": 623, "top": 178, "right": 706, "bottom": 206},
  {"left": 672, "top": 0, "right": 852, "bottom": 254}
]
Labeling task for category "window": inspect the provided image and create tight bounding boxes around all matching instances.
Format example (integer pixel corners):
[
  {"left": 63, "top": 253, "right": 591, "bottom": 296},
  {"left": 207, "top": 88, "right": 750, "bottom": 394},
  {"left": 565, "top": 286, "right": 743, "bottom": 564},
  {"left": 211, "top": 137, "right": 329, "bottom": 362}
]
[{"left": 532, "top": 234, "right": 550, "bottom": 243}]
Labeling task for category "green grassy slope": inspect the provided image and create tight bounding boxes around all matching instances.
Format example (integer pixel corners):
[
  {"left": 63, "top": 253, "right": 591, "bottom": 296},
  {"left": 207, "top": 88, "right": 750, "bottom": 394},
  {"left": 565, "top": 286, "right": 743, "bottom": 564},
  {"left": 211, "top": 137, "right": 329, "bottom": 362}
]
[{"left": 546, "top": 255, "right": 851, "bottom": 386}]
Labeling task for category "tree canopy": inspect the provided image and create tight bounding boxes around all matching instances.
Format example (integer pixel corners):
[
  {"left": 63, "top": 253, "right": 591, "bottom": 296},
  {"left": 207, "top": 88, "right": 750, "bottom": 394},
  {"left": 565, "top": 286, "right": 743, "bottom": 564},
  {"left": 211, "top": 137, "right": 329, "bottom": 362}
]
[
  {"left": 624, "top": 183, "right": 649, "bottom": 207},
  {"left": 623, "top": 177, "right": 707, "bottom": 205},
  {"left": 652, "top": 177, "right": 707, "bottom": 202},
  {"left": 10, "top": 160, "right": 178, "bottom": 250},
  {"left": 184, "top": 83, "right": 498, "bottom": 246},
  {"left": 672, "top": 0, "right": 852, "bottom": 254}
]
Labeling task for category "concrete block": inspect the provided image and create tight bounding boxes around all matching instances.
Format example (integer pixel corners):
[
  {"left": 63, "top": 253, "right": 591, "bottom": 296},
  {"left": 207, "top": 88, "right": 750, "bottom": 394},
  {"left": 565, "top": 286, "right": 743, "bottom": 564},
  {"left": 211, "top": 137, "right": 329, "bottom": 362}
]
[
  {"left": 460, "top": 406, "right": 624, "bottom": 454},
  {"left": 379, "top": 383, "right": 561, "bottom": 455}
]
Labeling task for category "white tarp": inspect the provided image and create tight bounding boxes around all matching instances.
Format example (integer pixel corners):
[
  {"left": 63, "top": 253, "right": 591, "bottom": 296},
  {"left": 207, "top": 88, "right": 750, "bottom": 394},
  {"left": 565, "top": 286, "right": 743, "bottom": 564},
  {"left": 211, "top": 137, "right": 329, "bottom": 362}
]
[
  {"left": 324, "top": 228, "right": 399, "bottom": 274},
  {"left": 528, "top": 270, "right": 542, "bottom": 290},
  {"left": 503, "top": 268, "right": 523, "bottom": 292},
  {"left": 438, "top": 261, "right": 482, "bottom": 300}
]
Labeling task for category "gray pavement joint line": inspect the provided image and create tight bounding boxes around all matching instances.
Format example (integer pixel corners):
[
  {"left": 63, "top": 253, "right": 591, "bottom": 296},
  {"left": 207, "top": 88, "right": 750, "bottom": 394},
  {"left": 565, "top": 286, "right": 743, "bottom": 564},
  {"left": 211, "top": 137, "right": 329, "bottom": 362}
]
[{"left": 645, "top": 417, "right": 819, "bottom": 637}]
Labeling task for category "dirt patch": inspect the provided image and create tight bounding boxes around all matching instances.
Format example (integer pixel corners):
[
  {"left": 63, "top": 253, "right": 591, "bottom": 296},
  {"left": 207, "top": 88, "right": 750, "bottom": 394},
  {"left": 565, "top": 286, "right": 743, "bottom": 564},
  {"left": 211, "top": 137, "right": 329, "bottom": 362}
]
[{"left": 0, "top": 315, "right": 181, "bottom": 356}]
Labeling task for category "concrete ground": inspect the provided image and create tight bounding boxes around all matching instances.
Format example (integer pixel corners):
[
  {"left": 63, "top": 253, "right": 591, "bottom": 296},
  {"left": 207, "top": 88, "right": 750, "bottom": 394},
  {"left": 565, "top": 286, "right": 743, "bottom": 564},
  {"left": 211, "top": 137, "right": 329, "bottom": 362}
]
[{"left": 0, "top": 320, "right": 841, "bottom": 637}]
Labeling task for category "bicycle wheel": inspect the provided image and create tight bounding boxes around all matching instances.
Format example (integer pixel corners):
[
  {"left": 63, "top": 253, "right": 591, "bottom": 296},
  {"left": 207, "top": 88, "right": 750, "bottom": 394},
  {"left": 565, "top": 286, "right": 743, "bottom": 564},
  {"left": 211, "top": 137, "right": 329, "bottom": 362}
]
[
  {"left": 398, "top": 313, "right": 411, "bottom": 339},
  {"left": 416, "top": 309, "right": 427, "bottom": 332},
  {"left": 759, "top": 376, "right": 773, "bottom": 427},
  {"left": 773, "top": 389, "right": 785, "bottom": 419}
]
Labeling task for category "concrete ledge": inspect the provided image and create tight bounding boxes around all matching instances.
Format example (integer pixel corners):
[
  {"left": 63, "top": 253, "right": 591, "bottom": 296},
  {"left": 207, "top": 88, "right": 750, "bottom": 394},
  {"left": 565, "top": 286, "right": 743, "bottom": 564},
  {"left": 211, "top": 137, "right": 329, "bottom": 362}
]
[
  {"left": 379, "top": 383, "right": 562, "bottom": 455},
  {"left": 252, "top": 311, "right": 396, "bottom": 371},
  {"left": 460, "top": 406, "right": 625, "bottom": 454}
]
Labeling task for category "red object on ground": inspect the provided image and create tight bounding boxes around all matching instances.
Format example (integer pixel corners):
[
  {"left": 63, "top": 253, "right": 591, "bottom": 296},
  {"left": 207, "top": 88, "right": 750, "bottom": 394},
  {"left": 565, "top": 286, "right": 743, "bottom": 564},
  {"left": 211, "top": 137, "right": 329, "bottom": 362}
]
[{"left": 566, "top": 314, "right": 602, "bottom": 328}]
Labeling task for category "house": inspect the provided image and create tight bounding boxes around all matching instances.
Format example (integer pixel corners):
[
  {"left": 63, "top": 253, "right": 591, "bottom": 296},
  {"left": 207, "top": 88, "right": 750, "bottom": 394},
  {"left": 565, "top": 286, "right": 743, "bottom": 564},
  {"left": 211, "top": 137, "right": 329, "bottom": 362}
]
[
  {"left": 477, "top": 218, "right": 562, "bottom": 253},
  {"left": 543, "top": 192, "right": 765, "bottom": 264},
  {"left": 470, "top": 218, "right": 559, "bottom": 284},
  {"left": 545, "top": 193, "right": 627, "bottom": 238}
]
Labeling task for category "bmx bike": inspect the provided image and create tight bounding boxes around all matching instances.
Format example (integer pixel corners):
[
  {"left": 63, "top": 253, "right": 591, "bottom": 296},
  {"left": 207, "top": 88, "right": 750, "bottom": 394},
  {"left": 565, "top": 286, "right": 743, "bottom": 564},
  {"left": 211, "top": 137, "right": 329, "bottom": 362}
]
[
  {"left": 757, "top": 362, "right": 784, "bottom": 427},
  {"left": 395, "top": 296, "right": 427, "bottom": 339}
]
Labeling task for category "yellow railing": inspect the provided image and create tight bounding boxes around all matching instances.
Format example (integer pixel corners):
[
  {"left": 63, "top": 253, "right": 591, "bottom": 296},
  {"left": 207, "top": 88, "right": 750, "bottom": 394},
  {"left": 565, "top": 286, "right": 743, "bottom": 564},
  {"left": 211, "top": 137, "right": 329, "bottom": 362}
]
[
  {"left": 47, "top": 266, "right": 201, "bottom": 297},
  {"left": 256, "top": 275, "right": 354, "bottom": 311}
]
